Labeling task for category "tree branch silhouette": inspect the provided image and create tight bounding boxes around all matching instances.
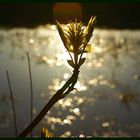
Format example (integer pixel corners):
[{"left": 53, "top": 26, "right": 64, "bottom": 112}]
[
  {"left": 18, "top": 16, "right": 96, "bottom": 137},
  {"left": 18, "top": 69, "right": 79, "bottom": 137}
]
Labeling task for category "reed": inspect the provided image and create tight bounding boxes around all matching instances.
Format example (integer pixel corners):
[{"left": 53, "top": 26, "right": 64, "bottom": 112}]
[
  {"left": 26, "top": 52, "right": 33, "bottom": 137},
  {"left": 6, "top": 70, "right": 18, "bottom": 136}
]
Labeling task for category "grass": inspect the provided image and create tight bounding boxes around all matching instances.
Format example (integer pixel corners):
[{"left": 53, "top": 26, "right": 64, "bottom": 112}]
[
  {"left": 6, "top": 70, "right": 18, "bottom": 136},
  {"left": 26, "top": 52, "right": 33, "bottom": 137}
]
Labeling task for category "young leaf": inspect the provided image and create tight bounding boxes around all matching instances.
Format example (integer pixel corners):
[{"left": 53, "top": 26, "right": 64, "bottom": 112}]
[
  {"left": 85, "top": 16, "right": 96, "bottom": 43},
  {"left": 79, "top": 58, "right": 86, "bottom": 67},
  {"left": 68, "top": 46, "right": 73, "bottom": 53},
  {"left": 56, "top": 20, "right": 68, "bottom": 49},
  {"left": 67, "top": 60, "right": 75, "bottom": 68},
  {"left": 85, "top": 44, "right": 92, "bottom": 53}
]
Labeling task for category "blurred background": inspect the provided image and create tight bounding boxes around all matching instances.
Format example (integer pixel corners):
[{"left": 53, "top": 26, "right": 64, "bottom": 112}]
[{"left": 0, "top": 2, "right": 140, "bottom": 137}]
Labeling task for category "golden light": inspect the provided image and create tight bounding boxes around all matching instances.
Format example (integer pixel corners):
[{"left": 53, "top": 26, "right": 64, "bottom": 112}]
[
  {"left": 63, "top": 119, "right": 72, "bottom": 124},
  {"left": 102, "top": 122, "right": 110, "bottom": 128},
  {"left": 29, "top": 38, "right": 34, "bottom": 44}
]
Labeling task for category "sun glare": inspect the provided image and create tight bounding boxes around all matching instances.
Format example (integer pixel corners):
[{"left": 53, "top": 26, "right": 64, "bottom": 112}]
[{"left": 53, "top": 3, "right": 82, "bottom": 23}]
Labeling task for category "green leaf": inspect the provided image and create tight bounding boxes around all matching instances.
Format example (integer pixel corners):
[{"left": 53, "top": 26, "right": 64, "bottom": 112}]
[
  {"left": 67, "top": 60, "right": 75, "bottom": 68},
  {"left": 56, "top": 20, "right": 68, "bottom": 49},
  {"left": 79, "top": 58, "right": 86, "bottom": 67},
  {"left": 85, "top": 16, "right": 96, "bottom": 43}
]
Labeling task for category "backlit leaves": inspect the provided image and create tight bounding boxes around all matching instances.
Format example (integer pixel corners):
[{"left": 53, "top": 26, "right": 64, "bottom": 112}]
[
  {"left": 85, "top": 16, "right": 96, "bottom": 43},
  {"left": 56, "top": 16, "right": 96, "bottom": 69},
  {"left": 56, "top": 21, "right": 69, "bottom": 50},
  {"left": 67, "top": 60, "right": 75, "bottom": 68}
]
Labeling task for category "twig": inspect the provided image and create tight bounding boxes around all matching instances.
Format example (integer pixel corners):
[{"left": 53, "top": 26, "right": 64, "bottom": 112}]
[
  {"left": 18, "top": 68, "right": 79, "bottom": 137},
  {"left": 6, "top": 70, "right": 18, "bottom": 136},
  {"left": 26, "top": 52, "right": 33, "bottom": 137}
]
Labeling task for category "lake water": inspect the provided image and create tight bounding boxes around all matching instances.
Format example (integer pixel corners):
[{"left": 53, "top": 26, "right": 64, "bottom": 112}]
[{"left": 0, "top": 25, "right": 140, "bottom": 137}]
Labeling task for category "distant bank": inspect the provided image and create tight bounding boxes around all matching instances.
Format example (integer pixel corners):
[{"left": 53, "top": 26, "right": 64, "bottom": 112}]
[{"left": 0, "top": 3, "right": 140, "bottom": 29}]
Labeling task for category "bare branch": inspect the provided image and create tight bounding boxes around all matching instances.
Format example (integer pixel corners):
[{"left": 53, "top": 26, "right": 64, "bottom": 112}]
[{"left": 18, "top": 69, "right": 79, "bottom": 137}]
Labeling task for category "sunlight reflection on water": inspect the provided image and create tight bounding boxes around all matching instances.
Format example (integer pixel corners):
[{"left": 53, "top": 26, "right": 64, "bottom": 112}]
[{"left": 0, "top": 25, "right": 140, "bottom": 137}]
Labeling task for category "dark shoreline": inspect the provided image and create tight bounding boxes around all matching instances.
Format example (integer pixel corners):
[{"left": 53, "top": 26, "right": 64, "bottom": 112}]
[{"left": 0, "top": 3, "right": 140, "bottom": 29}]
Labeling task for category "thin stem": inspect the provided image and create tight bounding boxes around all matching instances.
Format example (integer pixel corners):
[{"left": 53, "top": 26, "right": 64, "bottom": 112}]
[
  {"left": 26, "top": 52, "right": 33, "bottom": 137},
  {"left": 68, "top": 51, "right": 74, "bottom": 64},
  {"left": 18, "top": 69, "right": 79, "bottom": 137},
  {"left": 74, "top": 53, "right": 77, "bottom": 65},
  {"left": 6, "top": 70, "right": 18, "bottom": 136},
  {"left": 64, "top": 44, "right": 74, "bottom": 64},
  {"left": 78, "top": 43, "right": 87, "bottom": 64}
]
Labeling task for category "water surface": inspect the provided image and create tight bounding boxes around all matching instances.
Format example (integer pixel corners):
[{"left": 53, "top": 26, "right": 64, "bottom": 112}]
[{"left": 0, "top": 25, "right": 140, "bottom": 137}]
